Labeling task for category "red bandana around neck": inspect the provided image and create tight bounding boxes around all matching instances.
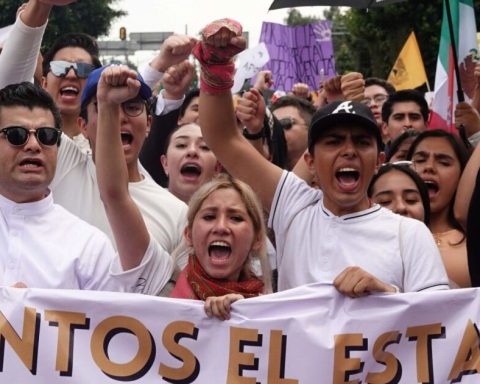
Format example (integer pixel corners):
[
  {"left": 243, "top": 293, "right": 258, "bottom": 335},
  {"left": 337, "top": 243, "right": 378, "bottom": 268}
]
[{"left": 186, "top": 254, "right": 264, "bottom": 301}]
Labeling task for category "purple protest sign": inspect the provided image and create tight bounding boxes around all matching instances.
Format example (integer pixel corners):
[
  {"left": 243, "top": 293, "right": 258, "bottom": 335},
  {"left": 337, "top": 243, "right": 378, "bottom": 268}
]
[{"left": 257, "top": 21, "right": 335, "bottom": 92}]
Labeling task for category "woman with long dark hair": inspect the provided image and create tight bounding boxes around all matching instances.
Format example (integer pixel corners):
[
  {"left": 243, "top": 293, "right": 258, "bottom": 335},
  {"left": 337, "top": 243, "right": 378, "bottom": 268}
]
[
  {"left": 407, "top": 129, "right": 470, "bottom": 287},
  {"left": 368, "top": 162, "right": 430, "bottom": 224}
]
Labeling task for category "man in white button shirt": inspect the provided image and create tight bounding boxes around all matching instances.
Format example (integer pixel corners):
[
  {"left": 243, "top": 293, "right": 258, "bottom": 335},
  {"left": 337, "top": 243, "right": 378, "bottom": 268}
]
[{"left": 0, "top": 82, "right": 171, "bottom": 292}]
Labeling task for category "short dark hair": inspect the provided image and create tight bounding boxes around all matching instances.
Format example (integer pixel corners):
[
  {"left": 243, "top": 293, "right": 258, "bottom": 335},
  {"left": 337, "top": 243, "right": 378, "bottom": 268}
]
[
  {"left": 368, "top": 163, "right": 431, "bottom": 225},
  {"left": 385, "top": 129, "right": 419, "bottom": 162},
  {"left": 42, "top": 33, "right": 102, "bottom": 76},
  {"left": 0, "top": 82, "right": 63, "bottom": 133},
  {"left": 407, "top": 129, "right": 469, "bottom": 237},
  {"left": 270, "top": 96, "right": 316, "bottom": 125},
  {"left": 365, "top": 77, "right": 396, "bottom": 95},
  {"left": 179, "top": 88, "right": 200, "bottom": 119},
  {"left": 382, "top": 89, "right": 429, "bottom": 123}
]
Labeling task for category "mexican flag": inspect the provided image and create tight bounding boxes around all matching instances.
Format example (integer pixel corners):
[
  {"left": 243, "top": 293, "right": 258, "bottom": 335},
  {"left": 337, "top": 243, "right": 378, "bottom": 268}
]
[{"left": 430, "top": 0, "right": 478, "bottom": 133}]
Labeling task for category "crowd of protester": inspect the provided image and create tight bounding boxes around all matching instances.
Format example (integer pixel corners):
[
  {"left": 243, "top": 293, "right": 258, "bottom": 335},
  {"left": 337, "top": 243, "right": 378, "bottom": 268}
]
[{"left": 1, "top": 0, "right": 480, "bottom": 320}]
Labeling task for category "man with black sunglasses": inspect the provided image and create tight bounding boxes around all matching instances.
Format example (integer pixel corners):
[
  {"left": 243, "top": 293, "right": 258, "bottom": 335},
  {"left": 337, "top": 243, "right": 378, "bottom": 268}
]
[
  {"left": 0, "top": 0, "right": 100, "bottom": 154},
  {"left": 40, "top": 32, "right": 101, "bottom": 153},
  {"left": 0, "top": 82, "right": 170, "bottom": 292},
  {"left": 270, "top": 96, "right": 316, "bottom": 170},
  {"left": 0, "top": 1, "right": 77, "bottom": 90}
]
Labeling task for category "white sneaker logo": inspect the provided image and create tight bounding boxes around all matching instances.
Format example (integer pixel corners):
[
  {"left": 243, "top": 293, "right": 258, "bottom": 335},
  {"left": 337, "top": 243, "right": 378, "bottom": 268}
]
[{"left": 332, "top": 101, "right": 355, "bottom": 115}]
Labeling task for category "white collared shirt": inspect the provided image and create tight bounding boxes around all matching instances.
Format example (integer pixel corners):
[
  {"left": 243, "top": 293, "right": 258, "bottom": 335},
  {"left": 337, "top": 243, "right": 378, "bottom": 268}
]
[{"left": 0, "top": 192, "right": 171, "bottom": 292}]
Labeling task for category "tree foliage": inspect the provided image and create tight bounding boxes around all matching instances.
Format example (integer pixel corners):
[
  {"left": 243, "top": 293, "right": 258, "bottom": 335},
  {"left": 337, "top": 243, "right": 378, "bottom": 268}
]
[
  {"left": 0, "top": 0, "right": 125, "bottom": 51},
  {"left": 284, "top": 8, "right": 320, "bottom": 26},
  {"left": 341, "top": 3, "right": 438, "bottom": 85},
  {"left": 285, "top": 3, "right": 480, "bottom": 87},
  {"left": 337, "top": 1, "right": 480, "bottom": 86}
]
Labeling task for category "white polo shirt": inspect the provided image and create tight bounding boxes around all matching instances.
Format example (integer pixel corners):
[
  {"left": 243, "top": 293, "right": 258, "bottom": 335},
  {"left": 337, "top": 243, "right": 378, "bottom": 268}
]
[
  {"left": 269, "top": 171, "right": 450, "bottom": 292},
  {"left": 0, "top": 192, "right": 173, "bottom": 293}
]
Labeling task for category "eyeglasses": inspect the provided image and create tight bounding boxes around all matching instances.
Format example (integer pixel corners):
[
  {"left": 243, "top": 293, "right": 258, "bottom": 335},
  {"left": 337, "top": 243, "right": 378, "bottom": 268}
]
[
  {"left": 278, "top": 117, "right": 307, "bottom": 130},
  {"left": 0, "top": 126, "right": 61, "bottom": 146},
  {"left": 361, "top": 94, "right": 389, "bottom": 106},
  {"left": 49, "top": 60, "right": 95, "bottom": 79},
  {"left": 93, "top": 99, "right": 146, "bottom": 117}
]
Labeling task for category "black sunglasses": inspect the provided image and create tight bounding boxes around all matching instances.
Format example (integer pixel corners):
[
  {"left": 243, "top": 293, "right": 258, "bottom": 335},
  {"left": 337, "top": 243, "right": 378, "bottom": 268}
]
[
  {"left": 0, "top": 126, "right": 61, "bottom": 146},
  {"left": 278, "top": 117, "right": 308, "bottom": 130},
  {"left": 49, "top": 60, "right": 95, "bottom": 79},
  {"left": 278, "top": 117, "right": 294, "bottom": 130}
]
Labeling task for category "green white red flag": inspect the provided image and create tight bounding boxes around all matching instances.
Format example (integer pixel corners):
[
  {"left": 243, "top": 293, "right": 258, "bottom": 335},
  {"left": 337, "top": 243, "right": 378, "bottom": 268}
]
[{"left": 430, "top": 0, "right": 478, "bottom": 133}]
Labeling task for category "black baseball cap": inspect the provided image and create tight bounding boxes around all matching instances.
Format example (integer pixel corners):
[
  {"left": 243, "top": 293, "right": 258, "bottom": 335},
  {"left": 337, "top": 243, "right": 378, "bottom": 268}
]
[{"left": 308, "top": 100, "right": 382, "bottom": 153}]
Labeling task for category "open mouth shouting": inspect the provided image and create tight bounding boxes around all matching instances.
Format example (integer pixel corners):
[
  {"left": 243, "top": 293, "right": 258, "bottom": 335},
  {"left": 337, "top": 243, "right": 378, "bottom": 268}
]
[
  {"left": 19, "top": 158, "right": 45, "bottom": 172},
  {"left": 336, "top": 167, "right": 360, "bottom": 192},
  {"left": 59, "top": 86, "right": 79, "bottom": 102},
  {"left": 423, "top": 179, "right": 439, "bottom": 199},
  {"left": 208, "top": 241, "right": 232, "bottom": 265},
  {"left": 180, "top": 163, "right": 202, "bottom": 181},
  {"left": 120, "top": 132, "right": 133, "bottom": 148}
]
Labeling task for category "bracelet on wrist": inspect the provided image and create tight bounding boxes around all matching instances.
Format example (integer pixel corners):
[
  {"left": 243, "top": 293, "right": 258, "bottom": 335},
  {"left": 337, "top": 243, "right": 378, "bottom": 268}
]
[{"left": 242, "top": 127, "right": 264, "bottom": 140}]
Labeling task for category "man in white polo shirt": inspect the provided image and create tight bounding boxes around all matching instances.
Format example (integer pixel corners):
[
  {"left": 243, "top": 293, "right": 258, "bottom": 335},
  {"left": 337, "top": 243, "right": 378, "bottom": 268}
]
[{"left": 194, "top": 20, "right": 450, "bottom": 296}]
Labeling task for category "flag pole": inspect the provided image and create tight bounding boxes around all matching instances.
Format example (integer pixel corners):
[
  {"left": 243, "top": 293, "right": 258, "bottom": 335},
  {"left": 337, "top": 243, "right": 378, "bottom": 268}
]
[
  {"left": 444, "top": 0, "right": 470, "bottom": 147},
  {"left": 444, "top": 0, "right": 464, "bottom": 102}
]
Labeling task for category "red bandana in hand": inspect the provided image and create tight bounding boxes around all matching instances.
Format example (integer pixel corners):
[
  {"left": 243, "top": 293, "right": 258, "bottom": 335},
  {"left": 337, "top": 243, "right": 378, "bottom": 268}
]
[{"left": 192, "top": 18, "right": 244, "bottom": 94}]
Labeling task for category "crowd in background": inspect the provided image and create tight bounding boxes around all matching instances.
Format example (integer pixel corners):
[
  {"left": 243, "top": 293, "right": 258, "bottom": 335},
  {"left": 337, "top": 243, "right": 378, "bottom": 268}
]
[{"left": 1, "top": 0, "right": 480, "bottom": 320}]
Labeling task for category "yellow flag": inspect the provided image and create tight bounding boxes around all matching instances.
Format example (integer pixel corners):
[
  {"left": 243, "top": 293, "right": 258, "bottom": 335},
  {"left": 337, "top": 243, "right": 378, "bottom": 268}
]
[{"left": 388, "top": 32, "right": 428, "bottom": 90}]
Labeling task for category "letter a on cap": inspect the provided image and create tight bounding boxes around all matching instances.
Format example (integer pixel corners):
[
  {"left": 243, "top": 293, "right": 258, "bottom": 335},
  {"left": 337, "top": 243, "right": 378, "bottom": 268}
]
[{"left": 332, "top": 101, "right": 355, "bottom": 115}]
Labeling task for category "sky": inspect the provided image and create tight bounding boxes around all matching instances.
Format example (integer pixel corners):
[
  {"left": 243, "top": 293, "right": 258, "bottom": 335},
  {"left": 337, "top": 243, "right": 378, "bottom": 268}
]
[{"left": 103, "top": 0, "right": 328, "bottom": 64}]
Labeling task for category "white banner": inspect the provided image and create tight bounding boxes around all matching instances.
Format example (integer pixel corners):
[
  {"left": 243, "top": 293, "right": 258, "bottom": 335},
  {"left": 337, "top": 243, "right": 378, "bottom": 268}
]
[{"left": 1, "top": 284, "right": 480, "bottom": 383}]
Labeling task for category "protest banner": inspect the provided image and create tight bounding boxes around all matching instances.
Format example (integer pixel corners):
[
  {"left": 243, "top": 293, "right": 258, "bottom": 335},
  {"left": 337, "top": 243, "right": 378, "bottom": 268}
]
[
  {"left": 233, "top": 43, "right": 270, "bottom": 94},
  {"left": 1, "top": 284, "right": 480, "bottom": 383},
  {"left": 258, "top": 21, "right": 336, "bottom": 92}
]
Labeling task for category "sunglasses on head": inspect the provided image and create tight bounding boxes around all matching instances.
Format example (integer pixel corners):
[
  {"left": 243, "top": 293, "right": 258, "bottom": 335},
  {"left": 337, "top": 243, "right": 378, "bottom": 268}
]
[
  {"left": 380, "top": 160, "right": 414, "bottom": 169},
  {"left": 0, "top": 126, "right": 61, "bottom": 147},
  {"left": 49, "top": 60, "right": 95, "bottom": 79}
]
